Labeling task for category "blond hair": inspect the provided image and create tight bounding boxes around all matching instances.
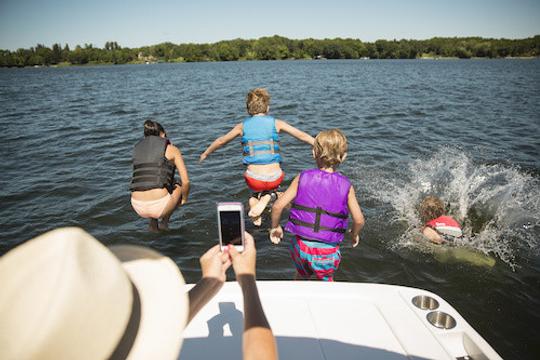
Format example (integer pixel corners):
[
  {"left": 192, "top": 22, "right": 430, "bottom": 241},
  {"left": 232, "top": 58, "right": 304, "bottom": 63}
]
[
  {"left": 419, "top": 196, "right": 446, "bottom": 224},
  {"left": 313, "top": 129, "right": 348, "bottom": 168},
  {"left": 246, "top": 88, "right": 270, "bottom": 115}
]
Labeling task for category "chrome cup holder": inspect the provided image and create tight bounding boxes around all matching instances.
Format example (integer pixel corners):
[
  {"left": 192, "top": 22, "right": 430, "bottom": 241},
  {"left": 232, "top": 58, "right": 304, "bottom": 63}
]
[
  {"left": 412, "top": 295, "right": 439, "bottom": 310},
  {"left": 426, "top": 311, "right": 457, "bottom": 329}
]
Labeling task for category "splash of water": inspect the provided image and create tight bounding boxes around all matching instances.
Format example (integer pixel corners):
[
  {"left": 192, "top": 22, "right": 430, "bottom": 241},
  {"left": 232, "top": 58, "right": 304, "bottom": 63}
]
[{"left": 359, "top": 148, "right": 540, "bottom": 268}]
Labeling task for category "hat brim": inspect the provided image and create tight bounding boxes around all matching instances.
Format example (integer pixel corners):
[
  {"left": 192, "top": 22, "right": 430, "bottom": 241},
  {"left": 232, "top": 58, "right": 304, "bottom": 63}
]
[{"left": 109, "top": 245, "right": 188, "bottom": 360}]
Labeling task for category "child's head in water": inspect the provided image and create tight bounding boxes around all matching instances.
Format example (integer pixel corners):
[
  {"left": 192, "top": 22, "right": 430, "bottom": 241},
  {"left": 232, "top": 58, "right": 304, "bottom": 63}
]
[
  {"left": 313, "top": 129, "right": 348, "bottom": 169},
  {"left": 246, "top": 88, "right": 270, "bottom": 115},
  {"left": 419, "top": 196, "right": 445, "bottom": 224}
]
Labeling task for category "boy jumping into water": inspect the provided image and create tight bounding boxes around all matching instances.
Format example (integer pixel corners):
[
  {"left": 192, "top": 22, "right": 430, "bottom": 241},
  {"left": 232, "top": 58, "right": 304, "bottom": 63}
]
[
  {"left": 269, "top": 129, "right": 365, "bottom": 281},
  {"left": 200, "top": 88, "right": 314, "bottom": 225},
  {"left": 419, "top": 196, "right": 462, "bottom": 244}
]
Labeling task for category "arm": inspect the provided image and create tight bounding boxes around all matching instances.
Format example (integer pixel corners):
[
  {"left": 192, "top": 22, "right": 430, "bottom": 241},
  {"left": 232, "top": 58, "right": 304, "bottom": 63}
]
[
  {"left": 422, "top": 227, "right": 443, "bottom": 244},
  {"left": 228, "top": 234, "right": 278, "bottom": 360},
  {"left": 200, "top": 123, "right": 243, "bottom": 162},
  {"left": 187, "top": 245, "right": 231, "bottom": 323},
  {"left": 347, "top": 186, "right": 365, "bottom": 247},
  {"left": 269, "top": 175, "right": 300, "bottom": 244},
  {"left": 169, "top": 145, "right": 190, "bottom": 204},
  {"left": 275, "top": 119, "right": 314, "bottom": 145}
]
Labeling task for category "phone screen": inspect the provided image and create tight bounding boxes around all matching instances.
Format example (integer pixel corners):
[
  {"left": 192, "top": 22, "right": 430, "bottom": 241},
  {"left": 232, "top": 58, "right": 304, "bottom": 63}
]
[{"left": 219, "top": 210, "right": 242, "bottom": 246}]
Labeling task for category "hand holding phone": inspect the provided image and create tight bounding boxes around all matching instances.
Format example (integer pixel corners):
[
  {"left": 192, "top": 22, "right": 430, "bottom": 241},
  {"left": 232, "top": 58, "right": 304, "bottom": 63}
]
[{"left": 217, "top": 202, "right": 245, "bottom": 252}]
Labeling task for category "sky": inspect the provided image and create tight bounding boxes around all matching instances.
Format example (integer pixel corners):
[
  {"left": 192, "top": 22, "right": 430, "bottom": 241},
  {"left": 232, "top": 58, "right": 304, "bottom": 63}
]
[{"left": 0, "top": 0, "right": 539, "bottom": 50}]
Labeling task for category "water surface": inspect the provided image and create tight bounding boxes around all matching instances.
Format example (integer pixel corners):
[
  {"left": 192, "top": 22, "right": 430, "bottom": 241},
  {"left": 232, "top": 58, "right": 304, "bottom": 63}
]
[{"left": 1, "top": 59, "right": 539, "bottom": 359}]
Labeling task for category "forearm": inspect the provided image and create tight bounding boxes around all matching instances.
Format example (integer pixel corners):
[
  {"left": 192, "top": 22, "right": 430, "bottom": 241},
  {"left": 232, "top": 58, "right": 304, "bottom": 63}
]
[
  {"left": 181, "top": 181, "right": 190, "bottom": 202},
  {"left": 238, "top": 275, "right": 277, "bottom": 360},
  {"left": 203, "top": 138, "right": 223, "bottom": 157},
  {"left": 270, "top": 204, "right": 284, "bottom": 229},
  {"left": 238, "top": 275, "right": 270, "bottom": 329},
  {"left": 301, "top": 132, "right": 315, "bottom": 145},
  {"left": 187, "top": 277, "right": 223, "bottom": 323},
  {"left": 350, "top": 220, "right": 364, "bottom": 241}
]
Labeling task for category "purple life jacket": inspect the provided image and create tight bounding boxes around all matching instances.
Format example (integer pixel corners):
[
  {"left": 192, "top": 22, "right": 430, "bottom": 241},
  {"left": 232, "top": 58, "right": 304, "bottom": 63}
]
[{"left": 285, "top": 168, "right": 351, "bottom": 244}]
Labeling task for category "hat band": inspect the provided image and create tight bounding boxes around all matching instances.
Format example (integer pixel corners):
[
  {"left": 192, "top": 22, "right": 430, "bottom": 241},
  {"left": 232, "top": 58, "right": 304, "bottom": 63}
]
[{"left": 108, "top": 281, "right": 142, "bottom": 360}]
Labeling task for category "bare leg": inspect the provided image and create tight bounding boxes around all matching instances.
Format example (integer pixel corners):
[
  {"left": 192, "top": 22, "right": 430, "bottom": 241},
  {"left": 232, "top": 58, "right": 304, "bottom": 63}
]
[
  {"left": 159, "top": 185, "right": 182, "bottom": 230},
  {"left": 248, "top": 194, "right": 272, "bottom": 218},
  {"left": 148, "top": 218, "right": 159, "bottom": 232}
]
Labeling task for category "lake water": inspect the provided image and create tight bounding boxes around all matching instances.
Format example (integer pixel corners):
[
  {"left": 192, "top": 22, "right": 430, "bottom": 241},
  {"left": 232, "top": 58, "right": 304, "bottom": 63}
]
[{"left": 1, "top": 59, "right": 539, "bottom": 359}]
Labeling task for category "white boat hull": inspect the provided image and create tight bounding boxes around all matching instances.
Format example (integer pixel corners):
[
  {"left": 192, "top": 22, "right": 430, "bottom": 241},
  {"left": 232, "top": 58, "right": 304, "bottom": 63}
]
[{"left": 180, "top": 281, "right": 501, "bottom": 359}]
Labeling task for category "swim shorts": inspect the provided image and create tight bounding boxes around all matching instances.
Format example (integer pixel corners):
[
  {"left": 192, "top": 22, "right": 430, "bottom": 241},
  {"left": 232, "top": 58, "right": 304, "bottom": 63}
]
[
  {"left": 244, "top": 169, "right": 284, "bottom": 192},
  {"left": 289, "top": 236, "right": 341, "bottom": 281}
]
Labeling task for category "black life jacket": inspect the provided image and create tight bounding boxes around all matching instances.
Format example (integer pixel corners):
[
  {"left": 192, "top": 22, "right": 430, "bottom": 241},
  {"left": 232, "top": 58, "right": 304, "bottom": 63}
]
[{"left": 130, "top": 136, "right": 175, "bottom": 192}]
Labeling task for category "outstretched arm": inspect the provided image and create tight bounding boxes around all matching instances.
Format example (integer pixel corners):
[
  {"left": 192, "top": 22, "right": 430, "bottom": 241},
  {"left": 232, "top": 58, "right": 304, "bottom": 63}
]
[
  {"left": 347, "top": 186, "right": 365, "bottom": 247},
  {"left": 275, "top": 119, "right": 314, "bottom": 145},
  {"left": 269, "top": 175, "right": 299, "bottom": 244},
  {"left": 228, "top": 234, "right": 278, "bottom": 360},
  {"left": 200, "top": 123, "right": 243, "bottom": 162}
]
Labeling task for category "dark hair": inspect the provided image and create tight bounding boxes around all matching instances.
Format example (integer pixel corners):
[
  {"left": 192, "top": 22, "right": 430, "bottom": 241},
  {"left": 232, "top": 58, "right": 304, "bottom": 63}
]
[{"left": 143, "top": 120, "right": 166, "bottom": 137}]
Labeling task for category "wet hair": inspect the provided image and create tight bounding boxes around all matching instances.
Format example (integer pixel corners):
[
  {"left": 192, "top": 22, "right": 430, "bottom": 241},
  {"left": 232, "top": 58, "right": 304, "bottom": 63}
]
[
  {"left": 143, "top": 120, "right": 166, "bottom": 137},
  {"left": 419, "top": 196, "right": 446, "bottom": 224},
  {"left": 313, "top": 129, "right": 348, "bottom": 169},
  {"left": 246, "top": 88, "right": 270, "bottom": 115}
]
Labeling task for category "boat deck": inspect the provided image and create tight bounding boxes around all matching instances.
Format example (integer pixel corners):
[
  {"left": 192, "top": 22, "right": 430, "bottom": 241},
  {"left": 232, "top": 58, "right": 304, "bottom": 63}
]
[{"left": 180, "top": 281, "right": 501, "bottom": 359}]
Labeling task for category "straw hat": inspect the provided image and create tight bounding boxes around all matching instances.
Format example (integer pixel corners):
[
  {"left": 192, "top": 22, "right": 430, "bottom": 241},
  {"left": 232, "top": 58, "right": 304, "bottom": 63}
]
[{"left": 0, "top": 227, "right": 188, "bottom": 360}]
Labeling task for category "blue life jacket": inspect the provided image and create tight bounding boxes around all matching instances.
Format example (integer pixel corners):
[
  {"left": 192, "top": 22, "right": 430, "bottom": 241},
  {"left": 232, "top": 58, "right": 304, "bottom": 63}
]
[{"left": 241, "top": 115, "right": 281, "bottom": 165}]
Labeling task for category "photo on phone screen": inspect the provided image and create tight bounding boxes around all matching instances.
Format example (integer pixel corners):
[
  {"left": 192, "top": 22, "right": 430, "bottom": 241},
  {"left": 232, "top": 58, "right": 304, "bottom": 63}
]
[{"left": 218, "top": 204, "right": 244, "bottom": 251}]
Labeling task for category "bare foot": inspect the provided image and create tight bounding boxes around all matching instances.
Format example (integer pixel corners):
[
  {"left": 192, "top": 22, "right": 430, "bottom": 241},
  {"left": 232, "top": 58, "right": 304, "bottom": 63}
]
[
  {"left": 248, "top": 194, "right": 271, "bottom": 218},
  {"left": 252, "top": 216, "right": 262, "bottom": 227},
  {"left": 148, "top": 219, "right": 159, "bottom": 232}
]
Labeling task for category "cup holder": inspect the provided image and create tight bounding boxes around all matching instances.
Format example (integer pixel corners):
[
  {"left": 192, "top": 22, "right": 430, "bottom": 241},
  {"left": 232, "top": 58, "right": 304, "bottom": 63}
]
[
  {"left": 426, "top": 311, "right": 456, "bottom": 329},
  {"left": 412, "top": 295, "right": 439, "bottom": 310}
]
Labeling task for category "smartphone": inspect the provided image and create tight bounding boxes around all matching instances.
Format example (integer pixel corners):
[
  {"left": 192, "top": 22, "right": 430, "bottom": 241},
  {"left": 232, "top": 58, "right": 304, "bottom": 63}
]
[{"left": 217, "top": 202, "right": 245, "bottom": 252}]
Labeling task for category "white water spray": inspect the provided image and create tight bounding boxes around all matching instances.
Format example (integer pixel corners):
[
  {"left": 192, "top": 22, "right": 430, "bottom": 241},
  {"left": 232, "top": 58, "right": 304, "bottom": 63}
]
[{"left": 357, "top": 148, "right": 540, "bottom": 268}]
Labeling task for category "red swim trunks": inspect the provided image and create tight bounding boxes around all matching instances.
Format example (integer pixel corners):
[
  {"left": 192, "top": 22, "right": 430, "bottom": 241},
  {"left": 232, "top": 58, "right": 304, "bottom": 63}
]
[{"left": 244, "top": 170, "right": 284, "bottom": 192}]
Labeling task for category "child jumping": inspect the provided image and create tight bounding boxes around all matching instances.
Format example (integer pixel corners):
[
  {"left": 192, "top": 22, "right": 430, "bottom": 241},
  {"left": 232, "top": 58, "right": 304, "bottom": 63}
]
[
  {"left": 419, "top": 195, "right": 463, "bottom": 244},
  {"left": 200, "top": 88, "right": 314, "bottom": 225},
  {"left": 269, "top": 129, "right": 365, "bottom": 281}
]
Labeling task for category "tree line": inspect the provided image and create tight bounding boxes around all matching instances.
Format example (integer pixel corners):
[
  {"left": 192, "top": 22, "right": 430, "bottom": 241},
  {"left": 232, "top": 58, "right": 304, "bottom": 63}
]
[{"left": 1, "top": 35, "right": 539, "bottom": 67}]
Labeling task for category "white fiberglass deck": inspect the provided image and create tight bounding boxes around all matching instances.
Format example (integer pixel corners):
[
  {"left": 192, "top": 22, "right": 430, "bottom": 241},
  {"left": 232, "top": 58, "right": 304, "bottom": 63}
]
[{"left": 180, "top": 281, "right": 501, "bottom": 360}]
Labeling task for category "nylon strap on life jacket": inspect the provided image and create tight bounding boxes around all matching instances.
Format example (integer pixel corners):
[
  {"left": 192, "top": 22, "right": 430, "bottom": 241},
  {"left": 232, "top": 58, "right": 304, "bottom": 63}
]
[
  {"left": 130, "top": 136, "right": 175, "bottom": 192},
  {"left": 242, "top": 139, "right": 280, "bottom": 156},
  {"left": 289, "top": 203, "right": 348, "bottom": 233}
]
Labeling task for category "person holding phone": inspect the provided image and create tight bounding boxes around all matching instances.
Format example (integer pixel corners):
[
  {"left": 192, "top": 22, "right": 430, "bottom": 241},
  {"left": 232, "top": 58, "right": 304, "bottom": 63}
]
[
  {"left": 0, "top": 228, "right": 277, "bottom": 360},
  {"left": 215, "top": 202, "right": 277, "bottom": 359},
  {"left": 227, "top": 233, "right": 278, "bottom": 360}
]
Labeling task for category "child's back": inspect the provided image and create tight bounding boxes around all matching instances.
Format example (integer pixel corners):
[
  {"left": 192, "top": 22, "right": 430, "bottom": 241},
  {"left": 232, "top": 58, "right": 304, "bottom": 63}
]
[
  {"left": 270, "top": 129, "right": 365, "bottom": 281},
  {"left": 200, "top": 88, "right": 314, "bottom": 225},
  {"left": 285, "top": 168, "right": 350, "bottom": 244}
]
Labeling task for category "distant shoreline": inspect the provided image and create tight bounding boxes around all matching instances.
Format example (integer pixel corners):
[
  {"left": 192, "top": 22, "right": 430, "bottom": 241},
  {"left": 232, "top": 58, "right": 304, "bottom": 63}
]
[
  {"left": 12, "top": 56, "right": 538, "bottom": 70},
  {"left": 1, "top": 35, "right": 539, "bottom": 68}
]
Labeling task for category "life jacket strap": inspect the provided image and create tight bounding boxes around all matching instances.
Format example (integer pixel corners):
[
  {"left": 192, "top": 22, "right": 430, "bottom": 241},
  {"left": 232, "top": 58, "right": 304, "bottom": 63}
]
[
  {"left": 290, "top": 203, "right": 348, "bottom": 233},
  {"left": 291, "top": 203, "right": 348, "bottom": 219},
  {"left": 242, "top": 139, "right": 280, "bottom": 156},
  {"left": 289, "top": 218, "right": 347, "bottom": 234}
]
